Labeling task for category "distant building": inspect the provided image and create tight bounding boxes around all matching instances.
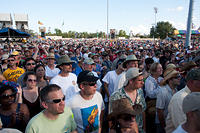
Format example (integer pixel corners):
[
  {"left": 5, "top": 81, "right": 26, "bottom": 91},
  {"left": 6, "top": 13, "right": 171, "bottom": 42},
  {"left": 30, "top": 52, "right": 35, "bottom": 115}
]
[
  {"left": 0, "top": 13, "right": 13, "bottom": 29},
  {"left": 14, "top": 14, "right": 28, "bottom": 32}
]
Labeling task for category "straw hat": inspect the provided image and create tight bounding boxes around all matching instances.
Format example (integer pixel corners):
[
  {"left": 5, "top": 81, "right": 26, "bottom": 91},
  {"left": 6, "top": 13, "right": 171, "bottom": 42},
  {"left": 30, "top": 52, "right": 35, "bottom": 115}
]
[
  {"left": 107, "top": 98, "right": 142, "bottom": 120},
  {"left": 160, "top": 69, "right": 179, "bottom": 86},
  {"left": 123, "top": 55, "right": 140, "bottom": 68}
]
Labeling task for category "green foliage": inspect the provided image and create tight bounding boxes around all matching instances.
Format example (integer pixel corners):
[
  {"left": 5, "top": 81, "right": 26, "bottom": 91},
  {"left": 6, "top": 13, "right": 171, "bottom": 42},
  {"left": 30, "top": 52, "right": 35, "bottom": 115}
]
[
  {"left": 150, "top": 21, "right": 176, "bottom": 39},
  {"left": 118, "top": 30, "right": 126, "bottom": 37}
]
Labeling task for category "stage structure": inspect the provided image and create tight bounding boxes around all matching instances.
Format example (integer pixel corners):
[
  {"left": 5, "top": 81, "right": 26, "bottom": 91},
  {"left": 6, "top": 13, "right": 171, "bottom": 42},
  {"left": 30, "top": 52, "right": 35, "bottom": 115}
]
[
  {"left": 14, "top": 14, "right": 28, "bottom": 32},
  {"left": 0, "top": 13, "right": 13, "bottom": 29}
]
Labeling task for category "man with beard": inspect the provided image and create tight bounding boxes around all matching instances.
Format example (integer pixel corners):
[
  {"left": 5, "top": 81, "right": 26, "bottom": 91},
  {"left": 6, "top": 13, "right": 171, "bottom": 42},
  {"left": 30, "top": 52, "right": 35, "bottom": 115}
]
[{"left": 25, "top": 84, "right": 77, "bottom": 133}]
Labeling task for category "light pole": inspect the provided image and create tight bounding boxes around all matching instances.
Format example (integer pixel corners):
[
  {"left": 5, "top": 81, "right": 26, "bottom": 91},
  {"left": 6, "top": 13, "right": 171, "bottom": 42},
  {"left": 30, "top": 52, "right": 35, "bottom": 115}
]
[
  {"left": 185, "top": 0, "right": 194, "bottom": 49},
  {"left": 107, "top": 0, "right": 109, "bottom": 39},
  {"left": 154, "top": 7, "right": 158, "bottom": 44}
]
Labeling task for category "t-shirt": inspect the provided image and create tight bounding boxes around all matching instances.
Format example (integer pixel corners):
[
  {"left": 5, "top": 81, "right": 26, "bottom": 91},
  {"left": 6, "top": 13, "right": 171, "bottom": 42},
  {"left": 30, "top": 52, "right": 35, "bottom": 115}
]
[
  {"left": 92, "top": 71, "right": 102, "bottom": 92},
  {"left": 25, "top": 107, "right": 77, "bottom": 133},
  {"left": 3, "top": 67, "right": 25, "bottom": 82},
  {"left": 50, "top": 73, "right": 79, "bottom": 100},
  {"left": 67, "top": 92, "right": 105, "bottom": 133},
  {"left": 172, "top": 125, "right": 187, "bottom": 133},
  {"left": 45, "top": 65, "right": 60, "bottom": 78},
  {"left": 102, "top": 70, "right": 119, "bottom": 102}
]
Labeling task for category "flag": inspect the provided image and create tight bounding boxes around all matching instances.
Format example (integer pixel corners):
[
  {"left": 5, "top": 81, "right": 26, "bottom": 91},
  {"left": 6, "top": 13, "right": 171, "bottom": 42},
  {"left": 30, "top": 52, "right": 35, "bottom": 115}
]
[{"left": 38, "top": 21, "right": 43, "bottom": 25}]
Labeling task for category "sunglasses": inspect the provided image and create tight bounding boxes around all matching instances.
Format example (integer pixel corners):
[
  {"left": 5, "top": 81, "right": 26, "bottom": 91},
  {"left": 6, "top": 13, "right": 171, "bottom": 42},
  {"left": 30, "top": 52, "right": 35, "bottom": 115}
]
[
  {"left": 27, "top": 79, "right": 37, "bottom": 82},
  {"left": 8, "top": 59, "right": 15, "bottom": 62},
  {"left": 26, "top": 63, "right": 36, "bottom": 66},
  {"left": 82, "top": 82, "right": 96, "bottom": 86},
  {"left": 46, "top": 96, "right": 65, "bottom": 104},
  {"left": 0, "top": 93, "right": 16, "bottom": 99}
]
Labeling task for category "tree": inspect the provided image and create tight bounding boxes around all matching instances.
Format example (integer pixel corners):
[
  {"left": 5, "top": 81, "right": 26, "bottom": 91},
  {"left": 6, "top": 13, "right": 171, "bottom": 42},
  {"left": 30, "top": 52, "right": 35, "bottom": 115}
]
[
  {"left": 150, "top": 21, "right": 176, "bottom": 39},
  {"left": 118, "top": 30, "right": 127, "bottom": 37},
  {"left": 54, "top": 28, "right": 62, "bottom": 36}
]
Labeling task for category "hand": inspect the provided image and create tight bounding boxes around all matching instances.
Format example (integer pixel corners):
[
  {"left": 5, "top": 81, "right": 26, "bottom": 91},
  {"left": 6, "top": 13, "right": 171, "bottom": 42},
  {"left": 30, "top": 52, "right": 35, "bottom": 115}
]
[{"left": 16, "top": 86, "right": 22, "bottom": 95}]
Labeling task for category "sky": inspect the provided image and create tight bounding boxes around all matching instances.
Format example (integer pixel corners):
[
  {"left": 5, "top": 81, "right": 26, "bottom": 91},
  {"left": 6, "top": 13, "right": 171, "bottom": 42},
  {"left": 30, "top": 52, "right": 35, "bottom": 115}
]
[{"left": 1, "top": 0, "right": 200, "bottom": 35}]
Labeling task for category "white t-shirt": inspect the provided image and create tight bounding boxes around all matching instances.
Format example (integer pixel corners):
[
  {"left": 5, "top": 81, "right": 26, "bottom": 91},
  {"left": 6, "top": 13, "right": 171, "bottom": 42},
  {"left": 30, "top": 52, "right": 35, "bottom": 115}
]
[
  {"left": 50, "top": 73, "right": 79, "bottom": 100},
  {"left": 114, "top": 72, "right": 126, "bottom": 91},
  {"left": 45, "top": 65, "right": 60, "bottom": 78},
  {"left": 102, "top": 70, "right": 119, "bottom": 102},
  {"left": 92, "top": 71, "right": 102, "bottom": 92},
  {"left": 67, "top": 92, "right": 105, "bottom": 133},
  {"left": 172, "top": 125, "right": 187, "bottom": 133}
]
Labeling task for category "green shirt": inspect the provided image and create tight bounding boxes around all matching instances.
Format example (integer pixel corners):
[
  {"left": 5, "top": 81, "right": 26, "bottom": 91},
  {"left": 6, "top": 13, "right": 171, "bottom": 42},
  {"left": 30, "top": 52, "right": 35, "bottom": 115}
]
[
  {"left": 109, "top": 87, "right": 146, "bottom": 133},
  {"left": 25, "top": 107, "right": 77, "bottom": 133}
]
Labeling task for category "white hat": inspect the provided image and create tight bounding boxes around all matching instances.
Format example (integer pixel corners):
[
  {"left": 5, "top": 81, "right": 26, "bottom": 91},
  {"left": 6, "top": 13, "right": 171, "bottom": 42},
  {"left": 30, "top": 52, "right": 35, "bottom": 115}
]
[{"left": 124, "top": 68, "right": 142, "bottom": 86}]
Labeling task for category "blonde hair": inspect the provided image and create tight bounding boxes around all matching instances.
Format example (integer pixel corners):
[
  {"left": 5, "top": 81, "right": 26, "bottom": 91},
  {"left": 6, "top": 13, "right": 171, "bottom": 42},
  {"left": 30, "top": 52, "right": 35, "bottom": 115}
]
[{"left": 150, "top": 62, "right": 161, "bottom": 75}]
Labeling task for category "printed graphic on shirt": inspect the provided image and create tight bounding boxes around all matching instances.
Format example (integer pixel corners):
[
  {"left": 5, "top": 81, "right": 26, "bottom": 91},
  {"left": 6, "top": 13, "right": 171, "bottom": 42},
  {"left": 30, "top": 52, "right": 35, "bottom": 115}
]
[{"left": 81, "top": 105, "right": 99, "bottom": 133}]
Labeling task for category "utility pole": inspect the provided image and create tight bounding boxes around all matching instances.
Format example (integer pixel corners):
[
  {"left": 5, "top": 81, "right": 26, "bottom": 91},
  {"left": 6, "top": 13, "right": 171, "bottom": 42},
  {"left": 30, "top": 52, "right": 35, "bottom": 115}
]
[
  {"left": 185, "top": 0, "right": 194, "bottom": 49},
  {"left": 154, "top": 7, "right": 158, "bottom": 44},
  {"left": 107, "top": 0, "right": 109, "bottom": 39}
]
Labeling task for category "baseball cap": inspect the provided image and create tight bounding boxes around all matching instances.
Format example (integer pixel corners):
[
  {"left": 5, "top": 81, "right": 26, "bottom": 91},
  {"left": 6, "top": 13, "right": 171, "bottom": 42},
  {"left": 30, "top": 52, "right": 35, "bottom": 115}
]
[
  {"left": 77, "top": 71, "right": 99, "bottom": 84},
  {"left": 124, "top": 68, "right": 142, "bottom": 86},
  {"left": 182, "top": 92, "right": 200, "bottom": 113}
]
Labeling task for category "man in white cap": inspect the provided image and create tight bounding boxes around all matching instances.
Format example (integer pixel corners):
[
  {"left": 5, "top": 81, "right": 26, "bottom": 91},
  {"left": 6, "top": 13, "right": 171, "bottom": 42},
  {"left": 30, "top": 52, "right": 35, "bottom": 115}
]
[
  {"left": 173, "top": 92, "right": 200, "bottom": 133},
  {"left": 114, "top": 55, "right": 140, "bottom": 91},
  {"left": 109, "top": 68, "right": 146, "bottom": 133}
]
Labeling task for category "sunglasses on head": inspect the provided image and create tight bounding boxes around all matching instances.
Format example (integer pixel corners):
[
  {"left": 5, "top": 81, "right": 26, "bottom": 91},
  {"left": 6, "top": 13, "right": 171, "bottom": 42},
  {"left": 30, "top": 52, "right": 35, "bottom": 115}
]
[
  {"left": 46, "top": 96, "right": 65, "bottom": 104},
  {"left": 26, "top": 63, "right": 36, "bottom": 66},
  {"left": 82, "top": 82, "right": 96, "bottom": 86},
  {"left": 0, "top": 93, "right": 16, "bottom": 99},
  {"left": 27, "top": 79, "right": 37, "bottom": 82}
]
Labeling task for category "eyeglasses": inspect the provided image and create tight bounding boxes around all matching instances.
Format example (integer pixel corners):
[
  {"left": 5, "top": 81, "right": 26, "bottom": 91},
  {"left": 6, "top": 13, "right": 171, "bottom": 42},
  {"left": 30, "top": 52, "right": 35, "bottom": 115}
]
[
  {"left": 27, "top": 79, "right": 37, "bottom": 82},
  {"left": 8, "top": 59, "right": 14, "bottom": 62},
  {"left": 46, "top": 96, "right": 65, "bottom": 104},
  {"left": 82, "top": 82, "right": 96, "bottom": 86},
  {"left": 0, "top": 93, "right": 16, "bottom": 99},
  {"left": 26, "top": 63, "right": 36, "bottom": 66}
]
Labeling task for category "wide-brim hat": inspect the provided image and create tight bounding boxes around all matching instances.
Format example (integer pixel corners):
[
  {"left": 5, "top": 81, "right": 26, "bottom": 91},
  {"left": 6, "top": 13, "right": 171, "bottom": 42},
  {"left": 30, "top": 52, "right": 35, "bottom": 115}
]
[
  {"left": 124, "top": 68, "right": 142, "bottom": 86},
  {"left": 57, "top": 55, "right": 74, "bottom": 67},
  {"left": 47, "top": 53, "right": 55, "bottom": 59},
  {"left": 123, "top": 55, "right": 140, "bottom": 68},
  {"left": 107, "top": 98, "right": 142, "bottom": 120},
  {"left": 160, "top": 69, "right": 179, "bottom": 86}
]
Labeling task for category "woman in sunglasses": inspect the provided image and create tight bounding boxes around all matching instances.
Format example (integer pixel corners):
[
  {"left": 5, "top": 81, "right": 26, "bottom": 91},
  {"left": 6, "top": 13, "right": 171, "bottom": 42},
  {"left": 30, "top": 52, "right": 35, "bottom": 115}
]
[
  {"left": 22, "top": 71, "right": 43, "bottom": 118},
  {"left": 0, "top": 80, "right": 29, "bottom": 132}
]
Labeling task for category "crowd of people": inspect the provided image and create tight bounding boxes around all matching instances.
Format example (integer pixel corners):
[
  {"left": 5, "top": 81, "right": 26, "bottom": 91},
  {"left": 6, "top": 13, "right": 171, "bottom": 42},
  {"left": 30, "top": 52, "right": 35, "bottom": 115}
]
[{"left": 0, "top": 37, "right": 200, "bottom": 133}]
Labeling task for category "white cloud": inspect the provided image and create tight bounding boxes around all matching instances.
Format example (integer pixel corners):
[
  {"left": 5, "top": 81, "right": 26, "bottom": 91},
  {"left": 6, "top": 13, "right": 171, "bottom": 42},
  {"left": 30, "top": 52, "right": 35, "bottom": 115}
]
[
  {"left": 129, "top": 25, "right": 150, "bottom": 35},
  {"left": 168, "top": 6, "right": 184, "bottom": 12}
]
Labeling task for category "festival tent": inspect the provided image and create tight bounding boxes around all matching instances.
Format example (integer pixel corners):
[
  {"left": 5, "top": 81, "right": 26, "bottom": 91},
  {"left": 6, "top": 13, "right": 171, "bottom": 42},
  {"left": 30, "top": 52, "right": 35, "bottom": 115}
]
[
  {"left": 0, "top": 27, "right": 30, "bottom": 38},
  {"left": 174, "top": 30, "right": 200, "bottom": 35}
]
